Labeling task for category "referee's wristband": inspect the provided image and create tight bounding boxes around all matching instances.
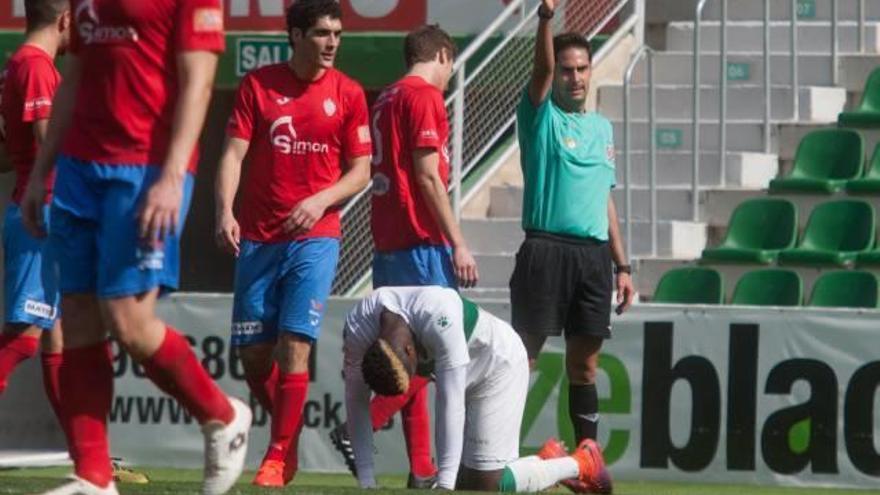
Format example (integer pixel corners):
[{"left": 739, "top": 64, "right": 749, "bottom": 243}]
[
  {"left": 538, "top": 5, "right": 555, "bottom": 19},
  {"left": 614, "top": 264, "right": 632, "bottom": 275}
]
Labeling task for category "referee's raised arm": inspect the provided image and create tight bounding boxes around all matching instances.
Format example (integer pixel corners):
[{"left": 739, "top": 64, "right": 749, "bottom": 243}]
[{"left": 528, "top": 0, "right": 556, "bottom": 106}]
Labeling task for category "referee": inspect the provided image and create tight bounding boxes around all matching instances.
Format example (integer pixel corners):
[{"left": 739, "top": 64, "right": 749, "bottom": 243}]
[{"left": 510, "top": 0, "right": 634, "bottom": 488}]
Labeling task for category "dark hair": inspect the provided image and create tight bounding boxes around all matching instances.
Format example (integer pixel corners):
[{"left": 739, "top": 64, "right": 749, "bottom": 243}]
[
  {"left": 404, "top": 24, "right": 456, "bottom": 68},
  {"left": 553, "top": 32, "right": 592, "bottom": 62},
  {"left": 25, "top": 0, "right": 66, "bottom": 33},
  {"left": 362, "top": 339, "right": 409, "bottom": 396},
  {"left": 286, "top": 0, "right": 342, "bottom": 42}
]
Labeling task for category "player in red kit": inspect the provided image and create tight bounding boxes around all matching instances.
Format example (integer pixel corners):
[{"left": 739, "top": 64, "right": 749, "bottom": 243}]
[
  {"left": 0, "top": 0, "right": 67, "bottom": 421},
  {"left": 21, "top": 1, "right": 251, "bottom": 494},
  {"left": 214, "top": 0, "right": 371, "bottom": 488},
  {"left": 330, "top": 25, "right": 478, "bottom": 489}
]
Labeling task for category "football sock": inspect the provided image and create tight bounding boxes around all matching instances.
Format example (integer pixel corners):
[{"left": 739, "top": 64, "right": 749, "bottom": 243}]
[
  {"left": 401, "top": 378, "right": 436, "bottom": 477},
  {"left": 263, "top": 371, "right": 309, "bottom": 463},
  {"left": 369, "top": 373, "right": 431, "bottom": 430},
  {"left": 0, "top": 333, "right": 39, "bottom": 394},
  {"left": 499, "top": 456, "right": 580, "bottom": 492},
  {"left": 141, "top": 326, "right": 233, "bottom": 424},
  {"left": 245, "top": 361, "right": 279, "bottom": 413},
  {"left": 569, "top": 383, "right": 599, "bottom": 442},
  {"left": 41, "top": 352, "right": 65, "bottom": 432},
  {"left": 61, "top": 342, "right": 113, "bottom": 488}
]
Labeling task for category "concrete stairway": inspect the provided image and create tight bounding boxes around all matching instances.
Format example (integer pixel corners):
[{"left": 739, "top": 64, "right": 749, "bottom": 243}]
[{"left": 460, "top": 0, "right": 880, "bottom": 302}]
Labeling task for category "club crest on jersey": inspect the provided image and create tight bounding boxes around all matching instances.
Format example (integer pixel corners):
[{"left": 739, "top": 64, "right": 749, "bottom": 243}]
[
  {"left": 437, "top": 315, "right": 451, "bottom": 329},
  {"left": 76, "top": 0, "right": 139, "bottom": 45},
  {"left": 323, "top": 98, "right": 337, "bottom": 117},
  {"left": 270, "top": 115, "right": 329, "bottom": 155}
]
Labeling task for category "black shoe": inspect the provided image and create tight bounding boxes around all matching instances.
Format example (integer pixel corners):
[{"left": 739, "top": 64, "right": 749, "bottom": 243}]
[
  {"left": 407, "top": 472, "right": 438, "bottom": 489},
  {"left": 329, "top": 423, "right": 358, "bottom": 477}
]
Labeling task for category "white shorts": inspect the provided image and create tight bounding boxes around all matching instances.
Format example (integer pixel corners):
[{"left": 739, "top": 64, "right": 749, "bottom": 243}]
[{"left": 461, "top": 311, "right": 530, "bottom": 471}]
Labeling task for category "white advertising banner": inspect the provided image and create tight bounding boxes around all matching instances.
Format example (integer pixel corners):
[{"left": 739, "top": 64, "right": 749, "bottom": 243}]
[{"left": 1, "top": 297, "right": 878, "bottom": 489}]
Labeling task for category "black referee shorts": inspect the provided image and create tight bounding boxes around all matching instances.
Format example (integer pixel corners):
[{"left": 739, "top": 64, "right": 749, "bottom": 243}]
[{"left": 509, "top": 230, "right": 613, "bottom": 339}]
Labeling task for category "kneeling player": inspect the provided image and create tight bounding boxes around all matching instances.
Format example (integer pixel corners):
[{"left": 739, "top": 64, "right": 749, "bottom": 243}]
[{"left": 343, "top": 286, "right": 612, "bottom": 492}]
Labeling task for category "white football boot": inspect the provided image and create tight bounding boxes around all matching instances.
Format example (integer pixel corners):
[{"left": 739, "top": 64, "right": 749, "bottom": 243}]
[
  {"left": 201, "top": 396, "right": 252, "bottom": 495},
  {"left": 40, "top": 475, "right": 119, "bottom": 495}
]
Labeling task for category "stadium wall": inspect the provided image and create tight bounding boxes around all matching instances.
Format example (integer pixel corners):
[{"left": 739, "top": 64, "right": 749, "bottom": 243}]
[{"left": 2, "top": 296, "right": 879, "bottom": 488}]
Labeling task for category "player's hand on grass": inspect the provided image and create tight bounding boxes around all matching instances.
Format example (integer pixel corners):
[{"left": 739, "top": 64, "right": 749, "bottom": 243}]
[
  {"left": 139, "top": 174, "right": 183, "bottom": 241},
  {"left": 284, "top": 193, "right": 329, "bottom": 236},
  {"left": 215, "top": 210, "right": 241, "bottom": 256},
  {"left": 615, "top": 272, "right": 635, "bottom": 315},
  {"left": 453, "top": 244, "right": 479, "bottom": 289},
  {"left": 21, "top": 178, "right": 48, "bottom": 238}
]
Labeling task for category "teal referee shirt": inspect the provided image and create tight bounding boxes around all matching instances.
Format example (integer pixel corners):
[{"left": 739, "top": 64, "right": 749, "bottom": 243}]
[{"left": 516, "top": 90, "right": 616, "bottom": 241}]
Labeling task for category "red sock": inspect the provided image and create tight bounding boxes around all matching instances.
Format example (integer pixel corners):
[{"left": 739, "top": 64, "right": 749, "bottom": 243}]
[
  {"left": 402, "top": 381, "right": 436, "bottom": 477},
  {"left": 369, "top": 374, "right": 431, "bottom": 431},
  {"left": 141, "top": 327, "right": 233, "bottom": 424},
  {"left": 263, "top": 371, "right": 309, "bottom": 463},
  {"left": 245, "top": 361, "right": 279, "bottom": 413},
  {"left": 61, "top": 343, "right": 113, "bottom": 488},
  {"left": 0, "top": 333, "right": 39, "bottom": 393},
  {"left": 41, "top": 352, "right": 65, "bottom": 432}
]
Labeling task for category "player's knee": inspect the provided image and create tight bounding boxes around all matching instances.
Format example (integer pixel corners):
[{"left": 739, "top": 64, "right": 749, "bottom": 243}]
[
  {"left": 238, "top": 344, "right": 274, "bottom": 375},
  {"left": 275, "top": 333, "right": 313, "bottom": 373},
  {"left": 566, "top": 359, "right": 597, "bottom": 385}
]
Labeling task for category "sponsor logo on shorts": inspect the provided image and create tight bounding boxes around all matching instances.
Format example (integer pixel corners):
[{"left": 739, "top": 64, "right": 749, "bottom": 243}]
[
  {"left": 270, "top": 115, "right": 329, "bottom": 155},
  {"left": 309, "top": 299, "right": 324, "bottom": 327},
  {"left": 193, "top": 8, "right": 224, "bottom": 33},
  {"left": 76, "top": 0, "right": 139, "bottom": 45},
  {"left": 136, "top": 248, "right": 165, "bottom": 271},
  {"left": 24, "top": 300, "right": 56, "bottom": 320},
  {"left": 232, "top": 321, "right": 263, "bottom": 336},
  {"left": 24, "top": 97, "right": 52, "bottom": 113}
]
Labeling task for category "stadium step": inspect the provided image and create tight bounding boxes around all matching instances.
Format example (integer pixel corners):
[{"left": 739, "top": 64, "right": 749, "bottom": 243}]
[
  {"left": 630, "top": 52, "right": 838, "bottom": 86},
  {"left": 665, "top": 21, "right": 880, "bottom": 54},
  {"left": 612, "top": 151, "right": 778, "bottom": 188},
  {"left": 647, "top": 0, "right": 880, "bottom": 24},
  {"left": 461, "top": 218, "right": 523, "bottom": 254},
  {"left": 598, "top": 85, "right": 845, "bottom": 122},
  {"left": 611, "top": 120, "right": 777, "bottom": 153}
]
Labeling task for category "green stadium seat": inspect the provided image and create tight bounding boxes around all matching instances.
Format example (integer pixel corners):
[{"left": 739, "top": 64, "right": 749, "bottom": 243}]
[
  {"left": 701, "top": 198, "right": 797, "bottom": 264},
  {"left": 730, "top": 269, "right": 803, "bottom": 306},
  {"left": 769, "top": 129, "right": 864, "bottom": 193},
  {"left": 777, "top": 199, "right": 875, "bottom": 267},
  {"left": 652, "top": 267, "right": 723, "bottom": 304},
  {"left": 838, "top": 66, "right": 880, "bottom": 128},
  {"left": 808, "top": 271, "right": 880, "bottom": 308},
  {"left": 846, "top": 143, "right": 880, "bottom": 193}
]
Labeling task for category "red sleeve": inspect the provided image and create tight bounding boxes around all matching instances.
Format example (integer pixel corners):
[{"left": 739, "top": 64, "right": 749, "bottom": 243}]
[
  {"left": 176, "top": 0, "right": 225, "bottom": 53},
  {"left": 227, "top": 74, "right": 256, "bottom": 141},
  {"left": 407, "top": 88, "right": 445, "bottom": 151},
  {"left": 342, "top": 79, "right": 372, "bottom": 160},
  {"left": 17, "top": 58, "right": 59, "bottom": 123}
]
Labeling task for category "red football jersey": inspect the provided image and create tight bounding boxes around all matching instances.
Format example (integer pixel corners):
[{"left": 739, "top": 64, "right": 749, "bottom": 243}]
[
  {"left": 370, "top": 76, "right": 451, "bottom": 252},
  {"left": 0, "top": 44, "right": 60, "bottom": 204},
  {"left": 62, "top": 0, "right": 225, "bottom": 170},
  {"left": 227, "top": 64, "right": 372, "bottom": 242}
]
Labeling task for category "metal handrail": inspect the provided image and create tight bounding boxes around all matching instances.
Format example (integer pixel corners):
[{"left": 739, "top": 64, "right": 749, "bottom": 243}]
[
  {"left": 624, "top": 46, "right": 656, "bottom": 258},
  {"left": 859, "top": 0, "right": 866, "bottom": 53},
  {"left": 832, "top": 0, "right": 839, "bottom": 85},
  {"left": 692, "top": 0, "right": 709, "bottom": 222},
  {"left": 719, "top": 0, "right": 727, "bottom": 185},
  {"left": 791, "top": 0, "right": 799, "bottom": 121},
  {"left": 764, "top": 0, "right": 771, "bottom": 152}
]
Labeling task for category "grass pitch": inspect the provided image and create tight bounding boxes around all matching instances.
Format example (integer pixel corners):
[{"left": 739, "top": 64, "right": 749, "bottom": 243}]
[{"left": 0, "top": 467, "right": 873, "bottom": 494}]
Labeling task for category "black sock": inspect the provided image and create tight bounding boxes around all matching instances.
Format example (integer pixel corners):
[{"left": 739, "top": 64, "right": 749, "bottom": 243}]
[{"left": 569, "top": 383, "right": 599, "bottom": 443}]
